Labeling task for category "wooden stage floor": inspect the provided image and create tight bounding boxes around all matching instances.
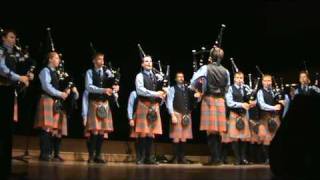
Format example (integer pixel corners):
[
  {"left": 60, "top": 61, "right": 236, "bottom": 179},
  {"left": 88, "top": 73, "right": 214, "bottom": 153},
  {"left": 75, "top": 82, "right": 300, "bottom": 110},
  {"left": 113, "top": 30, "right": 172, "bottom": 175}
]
[{"left": 11, "top": 160, "right": 273, "bottom": 180}]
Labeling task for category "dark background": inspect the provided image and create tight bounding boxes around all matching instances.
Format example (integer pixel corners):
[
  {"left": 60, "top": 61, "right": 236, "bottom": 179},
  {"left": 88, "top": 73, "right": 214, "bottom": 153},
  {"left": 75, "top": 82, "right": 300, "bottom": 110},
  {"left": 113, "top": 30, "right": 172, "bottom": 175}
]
[{"left": 2, "top": 1, "right": 320, "bottom": 143}]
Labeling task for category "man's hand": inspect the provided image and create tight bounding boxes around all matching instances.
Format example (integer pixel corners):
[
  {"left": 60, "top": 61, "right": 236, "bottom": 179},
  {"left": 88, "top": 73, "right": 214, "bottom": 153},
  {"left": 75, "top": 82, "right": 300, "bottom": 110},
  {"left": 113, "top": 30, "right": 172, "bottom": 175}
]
[
  {"left": 112, "top": 85, "right": 120, "bottom": 93},
  {"left": 129, "top": 119, "right": 135, "bottom": 127},
  {"left": 65, "top": 88, "right": 71, "bottom": 95},
  {"left": 157, "top": 91, "right": 166, "bottom": 99},
  {"left": 278, "top": 100, "right": 285, "bottom": 106},
  {"left": 72, "top": 87, "right": 78, "bottom": 94},
  {"left": 194, "top": 92, "right": 202, "bottom": 98},
  {"left": 249, "top": 100, "right": 257, "bottom": 108},
  {"left": 242, "top": 103, "right": 250, "bottom": 111},
  {"left": 104, "top": 88, "right": 113, "bottom": 96},
  {"left": 61, "top": 92, "right": 69, "bottom": 100},
  {"left": 83, "top": 118, "right": 87, "bottom": 127},
  {"left": 19, "top": 75, "right": 29, "bottom": 87},
  {"left": 27, "top": 72, "right": 34, "bottom": 81},
  {"left": 171, "top": 114, "right": 178, "bottom": 124},
  {"left": 275, "top": 104, "right": 282, "bottom": 111}
]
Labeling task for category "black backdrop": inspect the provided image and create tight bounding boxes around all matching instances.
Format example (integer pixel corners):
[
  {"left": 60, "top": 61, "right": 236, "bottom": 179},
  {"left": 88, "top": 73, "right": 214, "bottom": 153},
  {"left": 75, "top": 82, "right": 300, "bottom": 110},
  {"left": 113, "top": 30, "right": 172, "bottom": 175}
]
[{"left": 3, "top": 1, "right": 320, "bottom": 143}]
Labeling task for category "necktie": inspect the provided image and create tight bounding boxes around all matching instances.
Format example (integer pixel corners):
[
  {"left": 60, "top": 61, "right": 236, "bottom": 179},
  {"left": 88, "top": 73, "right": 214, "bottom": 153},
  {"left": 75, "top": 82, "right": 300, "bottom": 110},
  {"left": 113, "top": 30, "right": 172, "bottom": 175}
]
[{"left": 149, "top": 73, "right": 154, "bottom": 82}]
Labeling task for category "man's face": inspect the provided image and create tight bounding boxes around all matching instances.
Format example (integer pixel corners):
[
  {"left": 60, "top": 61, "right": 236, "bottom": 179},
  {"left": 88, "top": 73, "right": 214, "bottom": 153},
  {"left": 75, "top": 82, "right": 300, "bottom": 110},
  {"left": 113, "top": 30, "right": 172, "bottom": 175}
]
[
  {"left": 175, "top": 73, "right": 185, "bottom": 84},
  {"left": 2, "top": 32, "right": 16, "bottom": 47},
  {"left": 262, "top": 76, "right": 272, "bottom": 89},
  {"left": 299, "top": 73, "right": 310, "bottom": 85},
  {"left": 49, "top": 53, "right": 61, "bottom": 68},
  {"left": 142, "top": 56, "right": 153, "bottom": 70},
  {"left": 93, "top": 55, "right": 105, "bottom": 68},
  {"left": 234, "top": 73, "right": 244, "bottom": 86}
]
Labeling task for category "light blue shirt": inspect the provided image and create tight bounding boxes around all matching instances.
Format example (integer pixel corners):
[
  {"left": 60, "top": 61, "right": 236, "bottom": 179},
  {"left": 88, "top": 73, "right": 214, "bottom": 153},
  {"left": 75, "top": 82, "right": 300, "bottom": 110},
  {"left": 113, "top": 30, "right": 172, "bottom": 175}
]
[
  {"left": 127, "top": 91, "right": 137, "bottom": 120},
  {"left": 166, "top": 86, "right": 176, "bottom": 115},
  {"left": 0, "top": 45, "right": 21, "bottom": 82},
  {"left": 39, "top": 67, "right": 63, "bottom": 98},
  {"left": 225, "top": 85, "right": 245, "bottom": 109},
  {"left": 257, "top": 88, "right": 277, "bottom": 111},
  {"left": 82, "top": 90, "right": 89, "bottom": 119},
  {"left": 294, "top": 85, "right": 320, "bottom": 95},
  {"left": 135, "top": 70, "right": 159, "bottom": 98},
  {"left": 282, "top": 94, "right": 290, "bottom": 118},
  {"left": 85, "top": 67, "right": 113, "bottom": 94}
]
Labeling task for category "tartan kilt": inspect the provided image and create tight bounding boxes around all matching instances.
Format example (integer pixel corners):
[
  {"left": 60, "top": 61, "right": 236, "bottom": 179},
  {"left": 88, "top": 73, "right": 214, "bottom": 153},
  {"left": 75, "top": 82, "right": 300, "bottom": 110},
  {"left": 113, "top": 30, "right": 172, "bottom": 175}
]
[
  {"left": 129, "top": 118, "right": 155, "bottom": 138},
  {"left": 259, "top": 112, "right": 281, "bottom": 145},
  {"left": 249, "top": 119, "right": 265, "bottom": 144},
  {"left": 169, "top": 112, "right": 193, "bottom": 141},
  {"left": 134, "top": 99, "right": 162, "bottom": 136},
  {"left": 222, "top": 112, "right": 251, "bottom": 143},
  {"left": 200, "top": 96, "right": 227, "bottom": 134},
  {"left": 34, "top": 95, "right": 68, "bottom": 136},
  {"left": 85, "top": 100, "right": 113, "bottom": 139}
]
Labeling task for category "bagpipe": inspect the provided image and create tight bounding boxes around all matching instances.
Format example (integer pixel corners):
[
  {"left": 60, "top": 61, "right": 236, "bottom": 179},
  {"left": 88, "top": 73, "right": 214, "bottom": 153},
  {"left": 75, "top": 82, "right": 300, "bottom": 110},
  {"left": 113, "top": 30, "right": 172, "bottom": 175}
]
[
  {"left": 255, "top": 65, "right": 281, "bottom": 132},
  {"left": 191, "top": 24, "right": 226, "bottom": 73},
  {"left": 137, "top": 43, "right": 170, "bottom": 125},
  {"left": 190, "top": 24, "right": 226, "bottom": 95},
  {"left": 229, "top": 57, "right": 260, "bottom": 102},
  {"left": 46, "top": 27, "right": 77, "bottom": 111},
  {"left": 137, "top": 43, "right": 170, "bottom": 92},
  {"left": 0, "top": 27, "right": 36, "bottom": 92},
  {"left": 15, "top": 38, "right": 37, "bottom": 93},
  {"left": 90, "top": 42, "right": 121, "bottom": 108}
]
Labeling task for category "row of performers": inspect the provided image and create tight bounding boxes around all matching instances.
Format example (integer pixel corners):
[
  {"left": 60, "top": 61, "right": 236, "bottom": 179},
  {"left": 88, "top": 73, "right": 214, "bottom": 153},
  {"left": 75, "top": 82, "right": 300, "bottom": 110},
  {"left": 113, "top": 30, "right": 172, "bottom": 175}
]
[{"left": 1, "top": 29, "right": 320, "bottom": 171}]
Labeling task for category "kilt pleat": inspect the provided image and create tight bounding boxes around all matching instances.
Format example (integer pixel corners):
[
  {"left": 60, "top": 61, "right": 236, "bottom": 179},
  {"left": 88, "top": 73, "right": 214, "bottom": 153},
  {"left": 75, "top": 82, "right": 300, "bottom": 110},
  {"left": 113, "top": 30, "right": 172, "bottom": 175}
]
[
  {"left": 134, "top": 99, "right": 162, "bottom": 136},
  {"left": 200, "top": 96, "right": 227, "bottom": 133},
  {"left": 85, "top": 100, "right": 113, "bottom": 139},
  {"left": 34, "top": 95, "right": 68, "bottom": 136},
  {"left": 169, "top": 112, "right": 193, "bottom": 141}
]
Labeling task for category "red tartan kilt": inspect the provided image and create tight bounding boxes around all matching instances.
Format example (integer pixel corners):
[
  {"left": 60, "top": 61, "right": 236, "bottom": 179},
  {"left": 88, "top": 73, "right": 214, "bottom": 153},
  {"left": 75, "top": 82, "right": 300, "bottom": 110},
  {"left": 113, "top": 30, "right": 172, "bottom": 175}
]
[
  {"left": 222, "top": 112, "right": 251, "bottom": 143},
  {"left": 200, "top": 96, "right": 227, "bottom": 133},
  {"left": 258, "top": 113, "right": 281, "bottom": 145},
  {"left": 133, "top": 99, "right": 162, "bottom": 136},
  {"left": 85, "top": 100, "right": 113, "bottom": 138},
  {"left": 249, "top": 119, "right": 264, "bottom": 144},
  {"left": 34, "top": 95, "right": 68, "bottom": 136},
  {"left": 169, "top": 112, "right": 193, "bottom": 141}
]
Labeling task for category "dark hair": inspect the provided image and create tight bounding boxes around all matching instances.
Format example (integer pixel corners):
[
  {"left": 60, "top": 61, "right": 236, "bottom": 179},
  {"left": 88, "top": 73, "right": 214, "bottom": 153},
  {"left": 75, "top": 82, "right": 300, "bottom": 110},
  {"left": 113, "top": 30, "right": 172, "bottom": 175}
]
[
  {"left": 1, "top": 29, "right": 17, "bottom": 37},
  {"left": 176, "top": 72, "right": 184, "bottom": 76},
  {"left": 234, "top": 71, "right": 244, "bottom": 76},
  {"left": 141, "top": 55, "right": 152, "bottom": 63},
  {"left": 92, "top": 52, "right": 104, "bottom": 60},
  {"left": 262, "top": 74, "right": 272, "bottom": 80},
  {"left": 299, "top": 70, "right": 310, "bottom": 80},
  {"left": 43, "top": 51, "right": 59, "bottom": 65}
]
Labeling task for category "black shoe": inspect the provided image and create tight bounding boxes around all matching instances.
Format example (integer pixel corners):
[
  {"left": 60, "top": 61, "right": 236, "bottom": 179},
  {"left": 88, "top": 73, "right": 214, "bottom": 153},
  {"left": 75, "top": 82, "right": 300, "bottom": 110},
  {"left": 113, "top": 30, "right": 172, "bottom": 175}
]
[
  {"left": 144, "top": 158, "right": 159, "bottom": 165},
  {"left": 39, "top": 156, "right": 51, "bottom": 162},
  {"left": 241, "top": 159, "right": 249, "bottom": 165},
  {"left": 169, "top": 156, "right": 179, "bottom": 164},
  {"left": 87, "top": 157, "right": 94, "bottom": 163},
  {"left": 94, "top": 157, "right": 106, "bottom": 164},
  {"left": 53, "top": 155, "right": 64, "bottom": 162},
  {"left": 203, "top": 159, "right": 222, "bottom": 166},
  {"left": 136, "top": 159, "right": 144, "bottom": 165},
  {"left": 179, "top": 157, "right": 190, "bottom": 164}
]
